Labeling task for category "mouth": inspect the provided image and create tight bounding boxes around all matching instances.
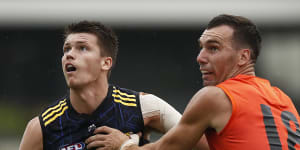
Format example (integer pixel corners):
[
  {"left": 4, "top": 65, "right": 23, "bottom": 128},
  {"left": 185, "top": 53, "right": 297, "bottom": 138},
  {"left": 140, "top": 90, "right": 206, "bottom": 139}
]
[
  {"left": 200, "top": 70, "right": 214, "bottom": 80},
  {"left": 65, "top": 64, "right": 77, "bottom": 72},
  {"left": 201, "top": 70, "right": 212, "bottom": 75}
]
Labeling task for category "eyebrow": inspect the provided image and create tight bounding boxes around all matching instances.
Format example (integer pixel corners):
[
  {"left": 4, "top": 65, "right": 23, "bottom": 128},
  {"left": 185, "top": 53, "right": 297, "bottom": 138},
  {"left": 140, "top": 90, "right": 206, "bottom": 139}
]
[
  {"left": 206, "top": 39, "right": 220, "bottom": 44},
  {"left": 63, "top": 41, "right": 88, "bottom": 47},
  {"left": 198, "top": 39, "right": 220, "bottom": 46}
]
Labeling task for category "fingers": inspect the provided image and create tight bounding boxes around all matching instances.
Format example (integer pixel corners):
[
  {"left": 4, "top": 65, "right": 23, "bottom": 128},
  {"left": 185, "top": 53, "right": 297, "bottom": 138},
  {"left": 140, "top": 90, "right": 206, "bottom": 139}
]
[
  {"left": 86, "top": 126, "right": 131, "bottom": 150},
  {"left": 85, "top": 133, "right": 106, "bottom": 144},
  {"left": 93, "top": 126, "right": 115, "bottom": 134},
  {"left": 86, "top": 126, "right": 121, "bottom": 150},
  {"left": 86, "top": 140, "right": 105, "bottom": 150}
]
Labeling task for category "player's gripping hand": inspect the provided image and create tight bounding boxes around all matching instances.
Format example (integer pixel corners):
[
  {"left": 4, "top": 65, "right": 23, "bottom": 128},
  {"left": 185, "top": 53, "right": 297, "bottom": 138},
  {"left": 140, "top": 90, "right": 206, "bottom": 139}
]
[{"left": 85, "top": 126, "right": 139, "bottom": 150}]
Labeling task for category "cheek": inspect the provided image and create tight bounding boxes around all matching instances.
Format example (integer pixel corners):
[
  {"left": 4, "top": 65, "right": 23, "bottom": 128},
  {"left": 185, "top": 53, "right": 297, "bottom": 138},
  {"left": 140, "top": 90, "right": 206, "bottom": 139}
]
[
  {"left": 215, "top": 56, "right": 236, "bottom": 74},
  {"left": 85, "top": 58, "right": 101, "bottom": 72},
  {"left": 213, "top": 58, "right": 224, "bottom": 72},
  {"left": 213, "top": 57, "right": 231, "bottom": 77},
  {"left": 61, "top": 56, "right": 66, "bottom": 70}
]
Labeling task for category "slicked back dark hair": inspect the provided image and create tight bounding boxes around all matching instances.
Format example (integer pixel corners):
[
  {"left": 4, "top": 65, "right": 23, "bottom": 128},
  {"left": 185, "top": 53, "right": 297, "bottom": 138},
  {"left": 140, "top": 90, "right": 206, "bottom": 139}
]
[
  {"left": 207, "top": 14, "right": 261, "bottom": 63},
  {"left": 64, "top": 21, "right": 119, "bottom": 76}
]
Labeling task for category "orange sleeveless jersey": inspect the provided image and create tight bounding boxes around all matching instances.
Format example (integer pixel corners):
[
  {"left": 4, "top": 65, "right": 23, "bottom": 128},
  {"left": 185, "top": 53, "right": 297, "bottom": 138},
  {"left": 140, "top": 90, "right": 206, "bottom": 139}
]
[{"left": 205, "top": 74, "right": 300, "bottom": 150}]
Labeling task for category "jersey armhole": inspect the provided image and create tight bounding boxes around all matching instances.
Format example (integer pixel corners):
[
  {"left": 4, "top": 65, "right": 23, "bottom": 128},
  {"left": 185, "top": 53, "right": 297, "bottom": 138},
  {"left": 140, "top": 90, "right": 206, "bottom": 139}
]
[
  {"left": 216, "top": 85, "right": 237, "bottom": 136},
  {"left": 136, "top": 92, "right": 145, "bottom": 131}
]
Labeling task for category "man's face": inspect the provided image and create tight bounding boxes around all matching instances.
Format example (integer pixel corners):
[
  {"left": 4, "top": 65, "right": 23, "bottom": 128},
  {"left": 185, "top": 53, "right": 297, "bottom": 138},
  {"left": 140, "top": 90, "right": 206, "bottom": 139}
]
[
  {"left": 197, "top": 25, "right": 240, "bottom": 86},
  {"left": 62, "top": 33, "right": 106, "bottom": 88}
]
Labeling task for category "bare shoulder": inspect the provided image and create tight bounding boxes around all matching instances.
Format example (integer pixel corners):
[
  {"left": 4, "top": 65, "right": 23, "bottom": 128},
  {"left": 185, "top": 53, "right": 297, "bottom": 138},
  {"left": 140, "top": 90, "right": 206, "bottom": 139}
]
[
  {"left": 187, "top": 86, "right": 226, "bottom": 107},
  {"left": 19, "top": 116, "right": 43, "bottom": 150},
  {"left": 183, "top": 86, "right": 232, "bottom": 132},
  {"left": 192, "top": 86, "right": 230, "bottom": 108}
]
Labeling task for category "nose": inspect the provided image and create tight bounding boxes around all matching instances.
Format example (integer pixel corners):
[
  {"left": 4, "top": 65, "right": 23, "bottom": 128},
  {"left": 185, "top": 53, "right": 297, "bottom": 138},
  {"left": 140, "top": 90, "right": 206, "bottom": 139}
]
[
  {"left": 64, "top": 48, "right": 75, "bottom": 60},
  {"left": 66, "top": 53, "right": 74, "bottom": 60},
  {"left": 196, "top": 49, "right": 208, "bottom": 65}
]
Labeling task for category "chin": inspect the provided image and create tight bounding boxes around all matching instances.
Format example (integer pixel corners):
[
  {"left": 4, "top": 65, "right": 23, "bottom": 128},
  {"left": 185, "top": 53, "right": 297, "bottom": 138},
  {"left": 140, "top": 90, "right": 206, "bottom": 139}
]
[
  {"left": 66, "top": 80, "right": 81, "bottom": 89},
  {"left": 203, "top": 81, "right": 217, "bottom": 87}
]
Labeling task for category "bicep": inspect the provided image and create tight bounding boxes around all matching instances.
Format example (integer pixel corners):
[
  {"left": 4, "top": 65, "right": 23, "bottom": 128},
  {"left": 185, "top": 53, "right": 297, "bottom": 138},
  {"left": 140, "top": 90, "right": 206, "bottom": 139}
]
[
  {"left": 152, "top": 115, "right": 204, "bottom": 150},
  {"left": 154, "top": 87, "right": 229, "bottom": 150},
  {"left": 149, "top": 91, "right": 213, "bottom": 150},
  {"left": 19, "top": 117, "right": 43, "bottom": 150}
]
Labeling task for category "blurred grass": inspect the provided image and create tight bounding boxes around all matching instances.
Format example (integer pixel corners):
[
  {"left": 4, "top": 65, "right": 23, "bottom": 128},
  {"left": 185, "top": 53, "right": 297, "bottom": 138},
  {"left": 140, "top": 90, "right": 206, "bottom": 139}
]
[
  {"left": 0, "top": 100, "right": 44, "bottom": 137},
  {"left": 0, "top": 137, "right": 20, "bottom": 150},
  {"left": 0, "top": 99, "right": 52, "bottom": 149},
  {"left": 0, "top": 103, "right": 26, "bottom": 135}
]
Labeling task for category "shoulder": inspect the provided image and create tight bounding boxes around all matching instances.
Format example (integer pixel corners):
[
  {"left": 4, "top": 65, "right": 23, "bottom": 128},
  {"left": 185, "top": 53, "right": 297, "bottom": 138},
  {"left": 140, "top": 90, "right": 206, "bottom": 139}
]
[
  {"left": 40, "top": 98, "right": 68, "bottom": 127},
  {"left": 41, "top": 97, "right": 68, "bottom": 115},
  {"left": 19, "top": 117, "right": 43, "bottom": 150},
  {"left": 183, "top": 86, "right": 232, "bottom": 130},
  {"left": 112, "top": 85, "right": 139, "bottom": 96},
  {"left": 26, "top": 117, "right": 42, "bottom": 133},
  {"left": 189, "top": 86, "right": 227, "bottom": 107}
]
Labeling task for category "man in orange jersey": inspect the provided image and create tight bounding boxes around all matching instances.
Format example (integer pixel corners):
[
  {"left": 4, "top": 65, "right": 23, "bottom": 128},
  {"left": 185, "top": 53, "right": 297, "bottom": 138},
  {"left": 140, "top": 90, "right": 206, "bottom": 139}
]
[
  {"left": 19, "top": 21, "right": 209, "bottom": 150},
  {"left": 85, "top": 14, "right": 300, "bottom": 150}
]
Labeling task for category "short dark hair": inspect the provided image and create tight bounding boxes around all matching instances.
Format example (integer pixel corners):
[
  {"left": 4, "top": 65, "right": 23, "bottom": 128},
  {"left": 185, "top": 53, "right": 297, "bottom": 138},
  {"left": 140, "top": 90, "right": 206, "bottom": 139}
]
[
  {"left": 207, "top": 14, "right": 261, "bottom": 63},
  {"left": 64, "top": 20, "right": 119, "bottom": 70}
]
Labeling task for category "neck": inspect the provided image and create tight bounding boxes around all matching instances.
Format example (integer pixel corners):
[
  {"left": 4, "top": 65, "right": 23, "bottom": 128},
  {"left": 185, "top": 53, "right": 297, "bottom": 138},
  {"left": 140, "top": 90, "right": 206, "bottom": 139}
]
[
  {"left": 231, "top": 62, "right": 256, "bottom": 78},
  {"left": 69, "top": 78, "right": 109, "bottom": 114}
]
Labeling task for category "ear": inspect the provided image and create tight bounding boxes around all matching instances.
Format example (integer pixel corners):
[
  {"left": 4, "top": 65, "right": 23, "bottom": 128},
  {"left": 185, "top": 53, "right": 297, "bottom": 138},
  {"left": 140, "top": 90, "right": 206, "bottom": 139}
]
[
  {"left": 101, "top": 57, "right": 113, "bottom": 71},
  {"left": 238, "top": 49, "right": 251, "bottom": 66}
]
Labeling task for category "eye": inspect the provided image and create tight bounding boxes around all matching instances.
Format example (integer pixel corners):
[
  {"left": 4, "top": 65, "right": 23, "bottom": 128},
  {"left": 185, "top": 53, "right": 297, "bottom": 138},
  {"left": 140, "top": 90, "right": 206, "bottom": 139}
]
[
  {"left": 79, "top": 46, "right": 87, "bottom": 51},
  {"left": 63, "top": 47, "right": 71, "bottom": 53},
  {"left": 209, "top": 46, "right": 218, "bottom": 51}
]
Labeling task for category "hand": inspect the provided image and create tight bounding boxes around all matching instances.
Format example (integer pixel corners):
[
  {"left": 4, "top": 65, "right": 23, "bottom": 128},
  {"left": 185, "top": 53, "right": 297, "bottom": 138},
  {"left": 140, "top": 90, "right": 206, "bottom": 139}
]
[{"left": 85, "top": 126, "right": 130, "bottom": 150}]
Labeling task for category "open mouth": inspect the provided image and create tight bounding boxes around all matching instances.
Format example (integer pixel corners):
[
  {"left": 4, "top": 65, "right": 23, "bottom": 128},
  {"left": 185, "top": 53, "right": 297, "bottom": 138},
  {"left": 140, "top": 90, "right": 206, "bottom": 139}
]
[
  {"left": 201, "top": 70, "right": 212, "bottom": 75},
  {"left": 66, "top": 64, "right": 77, "bottom": 72}
]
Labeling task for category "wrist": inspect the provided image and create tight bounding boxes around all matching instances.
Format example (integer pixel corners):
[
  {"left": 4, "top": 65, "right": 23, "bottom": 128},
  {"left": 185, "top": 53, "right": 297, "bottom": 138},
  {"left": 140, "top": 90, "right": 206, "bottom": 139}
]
[{"left": 119, "top": 134, "right": 139, "bottom": 150}]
